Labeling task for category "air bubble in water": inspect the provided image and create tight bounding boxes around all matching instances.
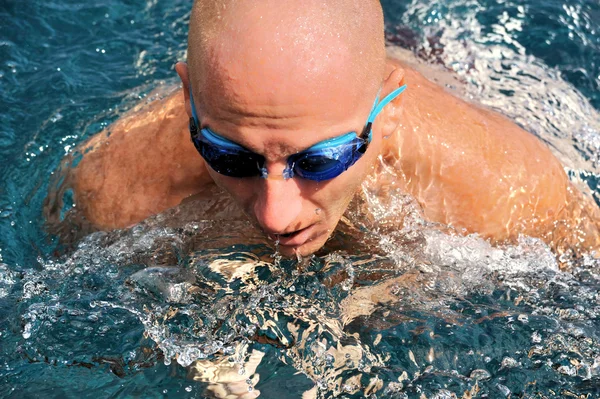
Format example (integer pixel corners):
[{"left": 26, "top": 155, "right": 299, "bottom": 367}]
[
  {"left": 496, "top": 383, "right": 511, "bottom": 397},
  {"left": 342, "top": 383, "right": 354, "bottom": 393},
  {"left": 557, "top": 365, "right": 577, "bottom": 376},
  {"left": 469, "top": 369, "right": 491, "bottom": 380},
  {"left": 431, "top": 390, "right": 455, "bottom": 399},
  {"left": 51, "top": 113, "right": 63, "bottom": 123},
  {"left": 500, "top": 357, "right": 518, "bottom": 369},
  {"left": 22, "top": 323, "right": 32, "bottom": 339}
]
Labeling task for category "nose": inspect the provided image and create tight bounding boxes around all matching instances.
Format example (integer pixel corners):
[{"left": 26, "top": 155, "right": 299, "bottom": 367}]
[{"left": 253, "top": 170, "right": 303, "bottom": 234}]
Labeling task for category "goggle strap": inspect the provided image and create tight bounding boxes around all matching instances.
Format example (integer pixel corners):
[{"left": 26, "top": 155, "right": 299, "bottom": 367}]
[
  {"left": 367, "top": 84, "right": 407, "bottom": 124},
  {"left": 190, "top": 88, "right": 200, "bottom": 122}
]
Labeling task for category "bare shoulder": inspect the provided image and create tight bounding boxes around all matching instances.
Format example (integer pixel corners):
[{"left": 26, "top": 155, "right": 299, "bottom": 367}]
[
  {"left": 47, "top": 86, "right": 212, "bottom": 231},
  {"left": 381, "top": 47, "right": 570, "bottom": 241}
]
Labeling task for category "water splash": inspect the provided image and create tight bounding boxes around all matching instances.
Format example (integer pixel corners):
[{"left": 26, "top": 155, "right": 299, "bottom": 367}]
[
  {"left": 390, "top": 0, "right": 600, "bottom": 198},
  {"left": 4, "top": 174, "right": 599, "bottom": 398}
]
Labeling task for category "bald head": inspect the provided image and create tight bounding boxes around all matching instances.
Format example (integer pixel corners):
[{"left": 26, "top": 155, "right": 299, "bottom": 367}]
[{"left": 186, "top": 0, "right": 386, "bottom": 117}]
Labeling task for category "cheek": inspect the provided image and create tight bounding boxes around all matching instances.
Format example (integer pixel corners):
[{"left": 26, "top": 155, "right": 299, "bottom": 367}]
[
  {"left": 318, "top": 146, "right": 379, "bottom": 213},
  {"left": 310, "top": 174, "right": 363, "bottom": 217}
]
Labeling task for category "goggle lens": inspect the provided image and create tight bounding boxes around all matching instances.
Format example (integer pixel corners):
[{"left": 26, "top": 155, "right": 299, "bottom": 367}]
[
  {"left": 191, "top": 124, "right": 264, "bottom": 177},
  {"left": 291, "top": 139, "right": 364, "bottom": 182},
  {"left": 298, "top": 156, "right": 341, "bottom": 174},
  {"left": 294, "top": 156, "right": 345, "bottom": 181},
  {"left": 200, "top": 143, "right": 263, "bottom": 177}
]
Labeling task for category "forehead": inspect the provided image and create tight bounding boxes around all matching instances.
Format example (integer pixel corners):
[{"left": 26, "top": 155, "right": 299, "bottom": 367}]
[
  {"left": 199, "top": 52, "right": 372, "bottom": 127},
  {"left": 191, "top": 8, "right": 378, "bottom": 138}
]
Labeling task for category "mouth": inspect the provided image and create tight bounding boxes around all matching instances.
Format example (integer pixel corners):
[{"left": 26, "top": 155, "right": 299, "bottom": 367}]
[{"left": 268, "top": 224, "right": 316, "bottom": 247}]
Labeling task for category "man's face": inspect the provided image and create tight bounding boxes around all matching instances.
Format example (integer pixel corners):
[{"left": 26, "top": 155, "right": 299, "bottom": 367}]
[
  {"left": 194, "top": 83, "right": 382, "bottom": 257},
  {"left": 188, "top": 15, "right": 383, "bottom": 256}
]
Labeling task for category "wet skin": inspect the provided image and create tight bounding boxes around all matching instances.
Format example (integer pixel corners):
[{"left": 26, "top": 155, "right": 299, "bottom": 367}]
[{"left": 63, "top": 55, "right": 599, "bottom": 258}]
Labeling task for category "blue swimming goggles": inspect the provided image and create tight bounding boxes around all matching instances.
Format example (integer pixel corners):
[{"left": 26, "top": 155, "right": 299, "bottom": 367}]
[{"left": 189, "top": 85, "right": 406, "bottom": 182}]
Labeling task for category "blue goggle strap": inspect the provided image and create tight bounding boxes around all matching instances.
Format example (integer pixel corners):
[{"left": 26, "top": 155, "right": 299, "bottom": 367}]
[
  {"left": 367, "top": 84, "right": 407, "bottom": 125},
  {"left": 305, "top": 84, "right": 408, "bottom": 152},
  {"left": 190, "top": 88, "right": 200, "bottom": 123}
]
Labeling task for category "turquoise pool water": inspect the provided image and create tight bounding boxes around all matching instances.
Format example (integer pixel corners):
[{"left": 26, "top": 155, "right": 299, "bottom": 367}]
[{"left": 1, "top": 0, "right": 600, "bottom": 398}]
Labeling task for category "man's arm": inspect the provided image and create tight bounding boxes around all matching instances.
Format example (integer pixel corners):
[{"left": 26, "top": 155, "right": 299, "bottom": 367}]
[{"left": 69, "top": 88, "right": 213, "bottom": 229}]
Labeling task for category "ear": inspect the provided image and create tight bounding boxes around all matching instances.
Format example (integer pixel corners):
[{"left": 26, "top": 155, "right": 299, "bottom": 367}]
[
  {"left": 175, "top": 62, "right": 192, "bottom": 118},
  {"left": 378, "top": 65, "right": 406, "bottom": 139},
  {"left": 382, "top": 64, "right": 406, "bottom": 106}
]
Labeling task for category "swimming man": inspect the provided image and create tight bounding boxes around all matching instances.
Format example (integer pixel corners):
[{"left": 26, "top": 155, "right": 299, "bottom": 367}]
[{"left": 55, "top": 0, "right": 600, "bottom": 260}]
